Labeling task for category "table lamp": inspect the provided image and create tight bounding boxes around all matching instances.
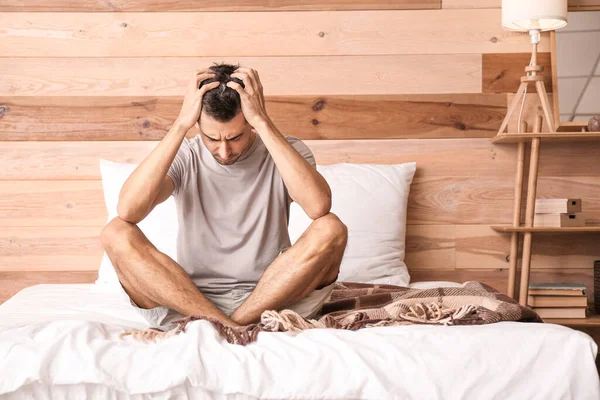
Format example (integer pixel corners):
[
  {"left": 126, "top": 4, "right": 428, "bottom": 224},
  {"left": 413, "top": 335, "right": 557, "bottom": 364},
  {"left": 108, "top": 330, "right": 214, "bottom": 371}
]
[{"left": 497, "top": 0, "right": 568, "bottom": 134}]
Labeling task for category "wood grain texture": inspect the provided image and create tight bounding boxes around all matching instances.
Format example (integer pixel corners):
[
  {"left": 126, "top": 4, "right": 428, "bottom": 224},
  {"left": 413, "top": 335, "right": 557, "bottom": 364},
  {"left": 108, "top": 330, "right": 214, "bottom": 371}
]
[
  {"left": 3, "top": 150, "right": 597, "bottom": 227},
  {"left": 442, "top": 0, "right": 499, "bottom": 8},
  {"left": 0, "top": 55, "right": 482, "bottom": 97},
  {"left": 483, "top": 53, "right": 553, "bottom": 94},
  {"left": 0, "top": 10, "right": 540, "bottom": 57},
  {"left": 0, "top": 138, "right": 517, "bottom": 180},
  {"left": 310, "top": 138, "right": 514, "bottom": 179},
  {"left": 0, "top": 181, "right": 108, "bottom": 227},
  {"left": 550, "top": 31, "right": 561, "bottom": 130},
  {"left": 455, "top": 225, "right": 511, "bottom": 269},
  {"left": 4, "top": 139, "right": 598, "bottom": 181},
  {"left": 0, "top": 94, "right": 507, "bottom": 141},
  {"left": 405, "top": 225, "right": 456, "bottom": 270},
  {"left": 532, "top": 142, "right": 600, "bottom": 177},
  {"left": 0, "top": 178, "right": 516, "bottom": 226},
  {"left": 0, "top": 227, "right": 103, "bottom": 271},
  {"left": 407, "top": 177, "right": 514, "bottom": 224},
  {"left": 455, "top": 225, "right": 600, "bottom": 270},
  {"left": 0, "top": 0, "right": 441, "bottom": 12},
  {"left": 569, "top": 0, "right": 600, "bottom": 10},
  {"left": 1, "top": 224, "right": 596, "bottom": 273},
  {"left": 0, "top": 271, "right": 97, "bottom": 304},
  {"left": 442, "top": 0, "right": 599, "bottom": 10}
]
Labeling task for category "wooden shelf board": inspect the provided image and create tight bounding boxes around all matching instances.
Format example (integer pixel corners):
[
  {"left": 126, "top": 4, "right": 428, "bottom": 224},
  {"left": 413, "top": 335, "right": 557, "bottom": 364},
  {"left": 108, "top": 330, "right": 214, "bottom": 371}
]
[
  {"left": 557, "top": 122, "right": 590, "bottom": 132},
  {"left": 544, "top": 312, "right": 600, "bottom": 328},
  {"left": 491, "top": 225, "right": 600, "bottom": 233},
  {"left": 490, "top": 132, "right": 600, "bottom": 144}
]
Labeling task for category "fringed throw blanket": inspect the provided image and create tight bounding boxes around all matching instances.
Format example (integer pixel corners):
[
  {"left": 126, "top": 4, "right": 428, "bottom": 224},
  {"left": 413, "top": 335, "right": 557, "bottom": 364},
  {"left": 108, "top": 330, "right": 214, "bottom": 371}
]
[{"left": 121, "top": 281, "right": 543, "bottom": 345}]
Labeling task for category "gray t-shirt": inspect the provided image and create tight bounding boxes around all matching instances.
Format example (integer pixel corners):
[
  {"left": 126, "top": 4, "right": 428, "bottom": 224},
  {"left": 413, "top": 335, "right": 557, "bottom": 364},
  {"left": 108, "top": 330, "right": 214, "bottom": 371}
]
[{"left": 166, "top": 133, "right": 316, "bottom": 295}]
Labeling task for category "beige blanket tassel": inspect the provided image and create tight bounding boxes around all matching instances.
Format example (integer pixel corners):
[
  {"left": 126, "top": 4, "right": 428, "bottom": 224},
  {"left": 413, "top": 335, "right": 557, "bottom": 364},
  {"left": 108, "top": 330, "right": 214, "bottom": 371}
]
[
  {"left": 399, "top": 302, "right": 478, "bottom": 325},
  {"left": 261, "top": 309, "right": 327, "bottom": 332}
]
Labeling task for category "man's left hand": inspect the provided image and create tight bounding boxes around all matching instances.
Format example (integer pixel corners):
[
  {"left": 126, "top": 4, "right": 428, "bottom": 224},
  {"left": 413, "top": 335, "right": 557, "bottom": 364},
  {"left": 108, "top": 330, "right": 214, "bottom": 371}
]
[{"left": 226, "top": 67, "right": 269, "bottom": 128}]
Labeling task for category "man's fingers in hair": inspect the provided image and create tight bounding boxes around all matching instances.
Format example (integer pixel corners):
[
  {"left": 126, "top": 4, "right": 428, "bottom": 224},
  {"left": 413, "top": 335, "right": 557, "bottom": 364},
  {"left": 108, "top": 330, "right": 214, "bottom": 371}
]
[
  {"left": 233, "top": 67, "right": 259, "bottom": 88},
  {"left": 229, "top": 72, "right": 254, "bottom": 94},
  {"left": 226, "top": 81, "right": 249, "bottom": 97},
  {"left": 200, "top": 81, "right": 220, "bottom": 93},
  {"left": 196, "top": 72, "right": 217, "bottom": 86}
]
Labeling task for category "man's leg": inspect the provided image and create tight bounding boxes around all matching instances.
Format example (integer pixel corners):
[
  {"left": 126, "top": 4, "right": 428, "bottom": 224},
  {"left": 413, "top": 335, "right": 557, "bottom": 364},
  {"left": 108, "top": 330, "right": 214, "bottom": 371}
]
[
  {"left": 100, "top": 216, "right": 241, "bottom": 327},
  {"left": 230, "top": 212, "right": 348, "bottom": 326}
]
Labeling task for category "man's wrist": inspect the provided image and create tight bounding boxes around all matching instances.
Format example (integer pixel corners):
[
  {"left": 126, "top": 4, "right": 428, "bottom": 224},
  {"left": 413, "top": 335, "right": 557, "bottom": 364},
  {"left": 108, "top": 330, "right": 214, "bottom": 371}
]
[
  {"left": 252, "top": 116, "right": 272, "bottom": 134},
  {"left": 172, "top": 119, "right": 191, "bottom": 136}
]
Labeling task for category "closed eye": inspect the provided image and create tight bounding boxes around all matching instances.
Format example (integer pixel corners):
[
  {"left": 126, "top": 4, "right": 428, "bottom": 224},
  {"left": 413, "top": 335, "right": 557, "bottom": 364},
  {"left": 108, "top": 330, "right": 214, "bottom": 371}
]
[{"left": 203, "top": 133, "right": 243, "bottom": 142}]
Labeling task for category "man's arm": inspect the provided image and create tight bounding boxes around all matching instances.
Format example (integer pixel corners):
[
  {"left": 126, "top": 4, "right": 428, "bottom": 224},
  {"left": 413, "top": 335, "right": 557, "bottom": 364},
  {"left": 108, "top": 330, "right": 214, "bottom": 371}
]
[
  {"left": 224, "top": 67, "right": 331, "bottom": 219},
  {"left": 117, "top": 69, "right": 219, "bottom": 224},
  {"left": 254, "top": 119, "right": 332, "bottom": 220},
  {"left": 117, "top": 121, "right": 188, "bottom": 224}
]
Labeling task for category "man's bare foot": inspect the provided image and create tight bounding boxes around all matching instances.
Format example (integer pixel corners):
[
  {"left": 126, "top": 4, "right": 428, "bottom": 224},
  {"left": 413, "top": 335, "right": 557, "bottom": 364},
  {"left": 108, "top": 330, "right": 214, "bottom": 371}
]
[
  {"left": 229, "top": 311, "right": 249, "bottom": 327},
  {"left": 221, "top": 317, "right": 244, "bottom": 329},
  {"left": 176, "top": 315, "right": 243, "bottom": 329}
]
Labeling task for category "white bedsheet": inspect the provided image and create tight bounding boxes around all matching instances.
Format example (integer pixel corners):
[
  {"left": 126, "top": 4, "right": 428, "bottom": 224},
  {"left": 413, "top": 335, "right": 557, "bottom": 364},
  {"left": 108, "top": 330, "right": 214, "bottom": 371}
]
[{"left": 0, "top": 283, "right": 598, "bottom": 400}]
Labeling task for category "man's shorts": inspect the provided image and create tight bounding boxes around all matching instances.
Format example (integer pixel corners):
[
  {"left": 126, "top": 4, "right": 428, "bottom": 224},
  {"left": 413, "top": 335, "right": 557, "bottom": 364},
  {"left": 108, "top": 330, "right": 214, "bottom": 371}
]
[{"left": 116, "top": 280, "right": 335, "bottom": 332}]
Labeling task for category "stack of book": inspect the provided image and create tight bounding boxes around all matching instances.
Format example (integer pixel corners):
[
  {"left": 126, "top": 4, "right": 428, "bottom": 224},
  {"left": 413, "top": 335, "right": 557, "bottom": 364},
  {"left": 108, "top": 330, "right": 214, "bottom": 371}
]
[
  {"left": 534, "top": 198, "right": 584, "bottom": 227},
  {"left": 528, "top": 283, "right": 588, "bottom": 319}
]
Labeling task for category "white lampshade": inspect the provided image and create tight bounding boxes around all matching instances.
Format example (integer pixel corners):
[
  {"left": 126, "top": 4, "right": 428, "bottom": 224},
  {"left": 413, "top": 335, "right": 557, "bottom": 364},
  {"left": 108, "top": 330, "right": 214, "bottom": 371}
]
[{"left": 502, "top": 0, "right": 568, "bottom": 32}]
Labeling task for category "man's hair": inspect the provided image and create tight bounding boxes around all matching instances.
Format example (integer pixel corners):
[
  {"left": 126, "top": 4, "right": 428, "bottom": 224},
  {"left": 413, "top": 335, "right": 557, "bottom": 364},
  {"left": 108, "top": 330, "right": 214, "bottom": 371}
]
[{"left": 199, "top": 62, "right": 246, "bottom": 123}]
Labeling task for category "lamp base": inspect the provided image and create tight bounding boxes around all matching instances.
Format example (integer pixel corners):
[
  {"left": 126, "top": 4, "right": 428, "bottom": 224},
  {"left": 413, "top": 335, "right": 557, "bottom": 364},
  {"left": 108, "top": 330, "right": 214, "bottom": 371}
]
[{"left": 496, "top": 39, "right": 556, "bottom": 135}]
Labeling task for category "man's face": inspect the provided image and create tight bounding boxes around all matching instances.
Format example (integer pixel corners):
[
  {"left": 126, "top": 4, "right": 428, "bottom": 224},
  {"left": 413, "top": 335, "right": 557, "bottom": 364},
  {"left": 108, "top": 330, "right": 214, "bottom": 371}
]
[{"left": 198, "top": 111, "right": 255, "bottom": 166}]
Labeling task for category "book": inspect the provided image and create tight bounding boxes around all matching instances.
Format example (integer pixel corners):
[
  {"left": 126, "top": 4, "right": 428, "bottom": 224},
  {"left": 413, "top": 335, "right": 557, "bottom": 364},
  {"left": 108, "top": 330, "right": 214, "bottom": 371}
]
[
  {"left": 533, "top": 307, "right": 587, "bottom": 319},
  {"left": 528, "top": 283, "right": 586, "bottom": 296},
  {"left": 527, "top": 295, "right": 588, "bottom": 307},
  {"left": 535, "top": 198, "right": 582, "bottom": 214},
  {"left": 533, "top": 213, "right": 585, "bottom": 227},
  {"left": 529, "top": 282, "right": 586, "bottom": 290},
  {"left": 528, "top": 289, "right": 585, "bottom": 296}
]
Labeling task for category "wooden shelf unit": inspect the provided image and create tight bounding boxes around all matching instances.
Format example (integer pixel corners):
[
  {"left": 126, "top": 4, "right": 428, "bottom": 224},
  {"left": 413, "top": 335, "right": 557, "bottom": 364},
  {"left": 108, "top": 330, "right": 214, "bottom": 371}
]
[
  {"left": 556, "top": 121, "right": 593, "bottom": 132},
  {"left": 545, "top": 313, "right": 600, "bottom": 328},
  {"left": 491, "top": 132, "right": 600, "bottom": 144},
  {"left": 490, "top": 116, "right": 600, "bottom": 308},
  {"left": 491, "top": 226, "right": 600, "bottom": 233}
]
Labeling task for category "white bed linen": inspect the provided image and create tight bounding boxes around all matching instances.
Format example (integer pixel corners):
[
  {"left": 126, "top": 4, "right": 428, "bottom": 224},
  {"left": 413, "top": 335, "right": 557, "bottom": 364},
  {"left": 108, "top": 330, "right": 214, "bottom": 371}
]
[{"left": 0, "top": 283, "right": 598, "bottom": 400}]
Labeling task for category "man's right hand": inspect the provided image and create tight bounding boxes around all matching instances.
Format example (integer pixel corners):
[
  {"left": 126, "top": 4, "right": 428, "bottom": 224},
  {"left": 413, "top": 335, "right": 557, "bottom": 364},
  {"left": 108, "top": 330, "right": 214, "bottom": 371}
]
[{"left": 176, "top": 69, "right": 220, "bottom": 132}]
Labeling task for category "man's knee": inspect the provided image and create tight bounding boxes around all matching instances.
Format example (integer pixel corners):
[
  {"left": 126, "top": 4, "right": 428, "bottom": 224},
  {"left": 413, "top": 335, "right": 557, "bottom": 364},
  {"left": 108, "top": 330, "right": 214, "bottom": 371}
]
[
  {"left": 100, "top": 216, "right": 137, "bottom": 255},
  {"left": 312, "top": 212, "right": 348, "bottom": 248}
]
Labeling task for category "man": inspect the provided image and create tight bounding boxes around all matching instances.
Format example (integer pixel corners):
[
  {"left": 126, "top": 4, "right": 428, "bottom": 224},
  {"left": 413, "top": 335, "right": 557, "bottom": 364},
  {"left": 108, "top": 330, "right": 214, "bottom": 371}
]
[{"left": 100, "top": 63, "right": 348, "bottom": 331}]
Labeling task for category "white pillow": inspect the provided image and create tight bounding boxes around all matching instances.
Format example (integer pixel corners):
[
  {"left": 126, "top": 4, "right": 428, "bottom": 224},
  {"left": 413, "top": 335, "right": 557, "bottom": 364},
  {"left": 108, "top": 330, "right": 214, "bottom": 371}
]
[
  {"left": 409, "top": 281, "right": 463, "bottom": 289},
  {"left": 97, "top": 160, "right": 417, "bottom": 288},
  {"left": 288, "top": 162, "right": 417, "bottom": 286},
  {"left": 96, "top": 159, "right": 179, "bottom": 287}
]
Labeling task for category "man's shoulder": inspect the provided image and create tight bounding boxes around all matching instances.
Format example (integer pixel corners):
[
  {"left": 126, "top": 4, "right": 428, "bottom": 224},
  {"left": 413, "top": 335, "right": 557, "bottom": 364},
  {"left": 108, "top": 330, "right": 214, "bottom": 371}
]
[
  {"left": 284, "top": 135, "right": 316, "bottom": 167},
  {"left": 284, "top": 135, "right": 308, "bottom": 149}
]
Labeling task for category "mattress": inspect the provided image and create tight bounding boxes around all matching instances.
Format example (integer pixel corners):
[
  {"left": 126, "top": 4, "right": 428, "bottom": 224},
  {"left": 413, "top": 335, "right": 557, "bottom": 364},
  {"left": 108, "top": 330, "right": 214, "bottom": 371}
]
[{"left": 0, "top": 282, "right": 598, "bottom": 400}]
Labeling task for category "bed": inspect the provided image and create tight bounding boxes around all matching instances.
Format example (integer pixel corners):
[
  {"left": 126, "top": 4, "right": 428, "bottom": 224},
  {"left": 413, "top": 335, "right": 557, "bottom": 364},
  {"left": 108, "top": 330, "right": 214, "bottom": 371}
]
[
  {"left": 1, "top": 158, "right": 599, "bottom": 399},
  {"left": 0, "top": 281, "right": 598, "bottom": 399}
]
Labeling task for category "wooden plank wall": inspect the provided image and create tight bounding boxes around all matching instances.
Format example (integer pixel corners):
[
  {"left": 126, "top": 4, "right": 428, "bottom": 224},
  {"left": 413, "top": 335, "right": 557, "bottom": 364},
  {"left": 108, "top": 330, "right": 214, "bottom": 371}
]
[{"left": 1, "top": 0, "right": 599, "bottom": 304}]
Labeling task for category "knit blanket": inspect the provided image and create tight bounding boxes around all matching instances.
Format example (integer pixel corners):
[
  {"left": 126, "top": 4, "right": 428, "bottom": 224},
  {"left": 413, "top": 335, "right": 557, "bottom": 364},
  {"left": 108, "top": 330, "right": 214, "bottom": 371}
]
[{"left": 120, "top": 281, "right": 543, "bottom": 345}]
